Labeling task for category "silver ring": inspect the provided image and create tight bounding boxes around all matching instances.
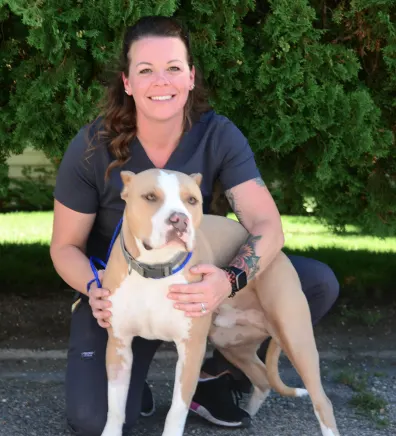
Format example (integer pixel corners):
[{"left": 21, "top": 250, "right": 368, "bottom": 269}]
[{"left": 201, "top": 302, "right": 207, "bottom": 313}]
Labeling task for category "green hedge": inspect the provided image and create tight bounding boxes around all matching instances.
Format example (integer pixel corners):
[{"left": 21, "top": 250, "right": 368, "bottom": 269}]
[
  {"left": 1, "top": 0, "right": 395, "bottom": 234},
  {"left": 0, "top": 167, "right": 55, "bottom": 211}
]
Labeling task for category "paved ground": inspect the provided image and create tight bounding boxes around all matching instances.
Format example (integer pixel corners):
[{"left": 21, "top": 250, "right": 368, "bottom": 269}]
[{"left": 1, "top": 350, "right": 395, "bottom": 436}]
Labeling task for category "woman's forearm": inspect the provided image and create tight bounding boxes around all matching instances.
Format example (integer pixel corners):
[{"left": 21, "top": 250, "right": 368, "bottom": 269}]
[
  {"left": 229, "top": 220, "right": 284, "bottom": 281},
  {"left": 50, "top": 245, "right": 97, "bottom": 295}
]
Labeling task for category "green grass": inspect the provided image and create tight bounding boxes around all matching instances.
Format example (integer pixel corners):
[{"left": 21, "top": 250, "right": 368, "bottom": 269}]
[
  {"left": 228, "top": 213, "right": 396, "bottom": 253},
  {"left": 1, "top": 211, "right": 396, "bottom": 302},
  {"left": 281, "top": 215, "right": 396, "bottom": 306},
  {"left": 335, "top": 369, "right": 369, "bottom": 392},
  {"left": 335, "top": 369, "right": 390, "bottom": 428},
  {"left": 0, "top": 212, "right": 56, "bottom": 295},
  {"left": 0, "top": 211, "right": 53, "bottom": 244},
  {"left": 280, "top": 215, "right": 396, "bottom": 253},
  {"left": 2, "top": 211, "right": 395, "bottom": 251}
]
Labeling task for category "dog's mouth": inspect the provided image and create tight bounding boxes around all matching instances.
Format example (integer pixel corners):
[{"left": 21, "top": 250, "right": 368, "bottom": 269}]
[
  {"left": 166, "top": 229, "right": 189, "bottom": 248},
  {"left": 143, "top": 229, "right": 191, "bottom": 251},
  {"left": 143, "top": 241, "right": 153, "bottom": 251}
]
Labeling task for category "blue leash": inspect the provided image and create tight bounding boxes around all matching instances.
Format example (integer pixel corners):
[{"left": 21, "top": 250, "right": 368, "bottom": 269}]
[
  {"left": 86, "top": 217, "right": 193, "bottom": 291},
  {"left": 167, "top": 251, "right": 193, "bottom": 275},
  {"left": 87, "top": 217, "right": 123, "bottom": 292}
]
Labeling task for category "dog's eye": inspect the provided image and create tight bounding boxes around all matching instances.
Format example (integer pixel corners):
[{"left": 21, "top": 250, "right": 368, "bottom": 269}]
[
  {"left": 144, "top": 193, "right": 157, "bottom": 202},
  {"left": 188, "top": 196, "right": 197, "bottom": 205}
]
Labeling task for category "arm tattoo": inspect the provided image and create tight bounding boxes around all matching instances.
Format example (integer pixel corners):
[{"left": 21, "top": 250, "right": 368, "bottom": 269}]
[
  {"left": 230, "top": 234, "right": 262, "bottom": 280},
  {"left": 225, "top": 178, "right": 266, "bottom": 280},
  {"left": 225, "top": 190, "right": 244, "bottom": 226},
  {"left": 225, "top": 177, "right": 266, "bottom": 224},
  {"left": 254, "top": 177, "right": 266, "bottom": 187}
]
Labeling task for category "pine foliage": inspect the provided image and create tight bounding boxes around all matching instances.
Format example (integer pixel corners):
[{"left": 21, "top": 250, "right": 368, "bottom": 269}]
[{"left": 1, "top": 0, "right": 395, "bottom": 235}]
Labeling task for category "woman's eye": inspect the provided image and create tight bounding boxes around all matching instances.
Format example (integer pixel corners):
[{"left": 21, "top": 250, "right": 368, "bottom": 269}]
[
  {"left": 139, "top": 68, "right": 152, "bottom": 74},
  {"left": 168, "top": 66, "right": 180, "bottom": 72},
  {"left": 144, "top": 193, "right": 157, "bottom": 202}
]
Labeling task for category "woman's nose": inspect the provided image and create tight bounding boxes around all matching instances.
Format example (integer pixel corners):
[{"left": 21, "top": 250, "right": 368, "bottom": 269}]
[{"left": 152, "top": 70, "right": 170, "bottom": 85}]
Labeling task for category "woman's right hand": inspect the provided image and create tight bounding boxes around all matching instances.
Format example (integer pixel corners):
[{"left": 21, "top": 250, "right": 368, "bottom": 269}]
[{"left": 88, "top": 272, "right": 112, "bottom": 328}]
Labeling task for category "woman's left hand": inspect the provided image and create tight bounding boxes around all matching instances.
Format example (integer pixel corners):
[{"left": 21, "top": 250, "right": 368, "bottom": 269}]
[{"left": 167, "top": 264, "right": 232, "bottom": 317}]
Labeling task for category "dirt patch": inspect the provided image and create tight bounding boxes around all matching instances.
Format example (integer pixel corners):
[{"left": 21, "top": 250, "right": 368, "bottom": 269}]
[
  {"left": 1, "top": 294, "right": 396, "bottom": 354},
  {"left": 0, "top": 293, "right": 73, "bottom": 350}
]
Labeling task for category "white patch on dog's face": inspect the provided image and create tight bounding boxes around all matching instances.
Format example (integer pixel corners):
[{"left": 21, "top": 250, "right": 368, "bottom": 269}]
[
  {"left": 121, "top": 169, "right": 202, "bottom": 256},
  {"left": 148, "top": 171, "right": 194, "bottom": 251}
]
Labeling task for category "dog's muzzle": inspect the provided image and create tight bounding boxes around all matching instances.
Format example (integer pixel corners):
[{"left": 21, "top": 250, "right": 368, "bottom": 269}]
[{"left": 167, "top": 212, "right": 189, "bottom": 233}]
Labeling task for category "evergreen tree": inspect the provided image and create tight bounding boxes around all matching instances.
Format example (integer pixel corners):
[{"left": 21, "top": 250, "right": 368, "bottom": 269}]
[{"left": 0, "top": 0, "right": 395, "bottom": 235}]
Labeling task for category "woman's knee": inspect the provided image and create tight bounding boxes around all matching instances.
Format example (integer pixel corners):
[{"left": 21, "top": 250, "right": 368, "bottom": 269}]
[
  {"left": 288, "top": 255, "right": 340, "bottom": 322},
  {"left": 308, "top": 260, "right": 340, "bottom": 324},
  {"left": 313, "top": 259, "right": 340, "bottom": 308},
  {"left": 323, "top": 263, "right": 340, "bottom": 306}
]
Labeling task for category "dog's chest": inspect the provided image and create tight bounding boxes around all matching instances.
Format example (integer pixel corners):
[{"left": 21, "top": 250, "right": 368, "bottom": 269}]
[{"left": 109, "top": 272, "right": 191, "bottom": 342}]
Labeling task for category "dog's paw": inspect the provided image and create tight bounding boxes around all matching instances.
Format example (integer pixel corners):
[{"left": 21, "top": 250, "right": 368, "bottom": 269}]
[
  {"left": 101, "top": 431, "right": 122, "bottom": 436},
  {"left": 295, "top": 388, "right": 309, "bottom": 397},
  {"left": 101, "top": 423, "right": 122, "bottom": 436}
]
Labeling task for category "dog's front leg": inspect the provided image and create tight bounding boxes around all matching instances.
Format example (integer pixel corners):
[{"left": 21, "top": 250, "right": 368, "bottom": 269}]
[
  {"left": 101, "top": 329, "right": 134, "bottom": 436},
  {"left": 162, "top": 326, "right": 208, "bottom": 436}
]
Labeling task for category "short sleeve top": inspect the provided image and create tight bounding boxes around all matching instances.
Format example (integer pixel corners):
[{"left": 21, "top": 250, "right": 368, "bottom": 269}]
[{"left": 54, "top": 110, "right": 261, "bottom": 261}]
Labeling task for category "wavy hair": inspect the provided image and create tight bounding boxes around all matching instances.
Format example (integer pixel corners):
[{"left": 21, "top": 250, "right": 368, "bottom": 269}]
[{"left": 92, "top": 16, "right": 211, "bottom": 179}]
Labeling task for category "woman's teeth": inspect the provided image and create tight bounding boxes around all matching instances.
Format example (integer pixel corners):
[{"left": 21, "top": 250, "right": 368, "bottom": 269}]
[{"left": 150, "top": 95, "right": 173, "bottom": 101}]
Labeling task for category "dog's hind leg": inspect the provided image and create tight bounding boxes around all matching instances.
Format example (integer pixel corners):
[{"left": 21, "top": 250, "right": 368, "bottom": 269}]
[
  {"left": 269, "top": 327, "right": 339, "bottom": 436},
  {"left": 268, "top": 324, "right": 340, "bottom": 435},
  {"left": 216, "top": 342, "right": 271, "bottom": 417},
  {"left": 256, "top": 254, "right": 340, "bottom": 436},
  {"left": 162, "top": 320, "right": 210, "bottom": 436},
  {"left": 101, "top": 330, "right": 134, "bottom": 436}
]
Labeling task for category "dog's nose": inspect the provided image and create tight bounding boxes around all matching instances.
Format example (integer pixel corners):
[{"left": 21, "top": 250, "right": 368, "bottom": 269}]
[{"left": 168, "top": 212, "right": 189, "bottom": 233}]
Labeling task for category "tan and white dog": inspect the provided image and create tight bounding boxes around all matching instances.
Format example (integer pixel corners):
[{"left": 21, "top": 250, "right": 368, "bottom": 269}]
[{"left": 100, "top": 168, "right": 340, "bottom": 436}]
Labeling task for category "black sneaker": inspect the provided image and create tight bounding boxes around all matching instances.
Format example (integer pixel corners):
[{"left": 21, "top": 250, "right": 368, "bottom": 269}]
[
  {"left": 201, "top": 339, "right": 271, "bottom": 395},
  {"left": 190, "top": 373, "right": 251, "bottom": 427},
  {"left": 140, "top": 381, "right": 156, "bottom": 417}
]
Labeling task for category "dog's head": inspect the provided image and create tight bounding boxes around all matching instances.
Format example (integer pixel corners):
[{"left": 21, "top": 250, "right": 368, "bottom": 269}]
[{"left": 120, "top": 169, "right": 203, "bottom": 253}]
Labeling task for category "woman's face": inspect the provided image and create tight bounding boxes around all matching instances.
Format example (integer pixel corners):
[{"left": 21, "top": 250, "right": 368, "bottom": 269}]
[{"left": 123, "top": 37, "right": 195, "bottom": 124}]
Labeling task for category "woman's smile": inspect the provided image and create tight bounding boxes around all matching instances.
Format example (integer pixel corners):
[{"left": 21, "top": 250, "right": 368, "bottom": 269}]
[{"left": 148, "top": 94, "right": 176, "bottom": 102}]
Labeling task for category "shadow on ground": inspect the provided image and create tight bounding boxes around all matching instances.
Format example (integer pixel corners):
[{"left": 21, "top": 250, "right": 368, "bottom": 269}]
[{"left": 1, "top": 242, "right": 395, "bottom": 302}]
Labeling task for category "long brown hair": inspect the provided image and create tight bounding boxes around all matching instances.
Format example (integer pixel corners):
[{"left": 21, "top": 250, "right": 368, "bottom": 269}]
[{"left": 93, "top": 16, "right": 211, "bottom": 179}]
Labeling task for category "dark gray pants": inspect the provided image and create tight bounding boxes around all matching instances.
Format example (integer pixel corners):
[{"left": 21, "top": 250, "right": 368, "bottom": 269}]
[
  {"left": 65, "top": 255, "right": 339, "bottom": 435},
  {"left": 65, "top": 297, "right": 162, "bottom": 436}
]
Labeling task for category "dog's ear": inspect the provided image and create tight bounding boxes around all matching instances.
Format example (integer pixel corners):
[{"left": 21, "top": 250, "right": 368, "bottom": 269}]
[
  {"left": 189, "top": 173, "right": 202, "bottom": 187},
  {"left": 120, "top": 171, "right": 135, "bottom": 199}
]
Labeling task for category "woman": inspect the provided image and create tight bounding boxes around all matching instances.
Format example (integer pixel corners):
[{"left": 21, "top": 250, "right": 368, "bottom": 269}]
[{"left": 50, "top": 15, "right": 339, "bottom": 435}]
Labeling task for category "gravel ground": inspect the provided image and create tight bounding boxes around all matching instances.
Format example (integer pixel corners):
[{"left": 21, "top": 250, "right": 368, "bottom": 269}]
[
  {"left": 1, "top": 296, "right": 395, "bottom": 435},
  {"left": 1, "top": 353, "right": 395, "bottom": 436}
]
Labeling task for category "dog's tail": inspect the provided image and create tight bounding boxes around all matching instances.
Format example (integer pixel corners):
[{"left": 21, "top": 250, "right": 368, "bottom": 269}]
[{"left": 265, "top": 338, "right": 308, "bottom": 398}]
